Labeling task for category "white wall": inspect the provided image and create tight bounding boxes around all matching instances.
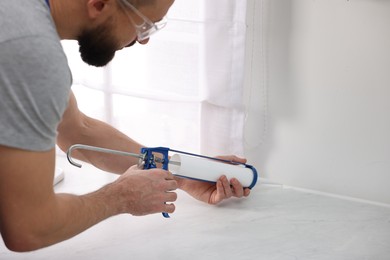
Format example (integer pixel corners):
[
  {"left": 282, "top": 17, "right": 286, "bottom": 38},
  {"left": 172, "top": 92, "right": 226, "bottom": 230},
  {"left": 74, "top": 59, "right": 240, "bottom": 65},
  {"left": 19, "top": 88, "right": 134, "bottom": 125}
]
[{"left": 244, "top": 0, "right": 390, "bottom": 205}]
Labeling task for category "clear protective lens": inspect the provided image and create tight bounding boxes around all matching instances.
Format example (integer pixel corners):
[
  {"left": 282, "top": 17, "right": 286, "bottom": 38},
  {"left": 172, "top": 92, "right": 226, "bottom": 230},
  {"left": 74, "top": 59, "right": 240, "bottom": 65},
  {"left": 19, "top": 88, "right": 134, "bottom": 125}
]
[{"left": 119, "top": 0, "right": 167, "bottom": 42}]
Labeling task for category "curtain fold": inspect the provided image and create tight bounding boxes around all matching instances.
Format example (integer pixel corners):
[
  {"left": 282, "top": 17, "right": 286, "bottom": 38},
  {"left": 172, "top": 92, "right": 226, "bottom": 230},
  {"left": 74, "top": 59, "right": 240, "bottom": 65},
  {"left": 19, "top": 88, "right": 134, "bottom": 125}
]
[
  {"left": 63, "top": 0, "right": 248, "bottom": 156},
  {"left": 199, "top": 0, "right": 248, "bottom": 156}
]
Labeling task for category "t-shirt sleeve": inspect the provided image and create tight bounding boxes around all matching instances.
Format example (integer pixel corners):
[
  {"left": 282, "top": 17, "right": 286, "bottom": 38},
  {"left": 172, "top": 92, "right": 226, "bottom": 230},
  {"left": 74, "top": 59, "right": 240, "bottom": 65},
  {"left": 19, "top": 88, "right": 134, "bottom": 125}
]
[{"left": 0, "top": 36, "right": 71, "bottom": 151}]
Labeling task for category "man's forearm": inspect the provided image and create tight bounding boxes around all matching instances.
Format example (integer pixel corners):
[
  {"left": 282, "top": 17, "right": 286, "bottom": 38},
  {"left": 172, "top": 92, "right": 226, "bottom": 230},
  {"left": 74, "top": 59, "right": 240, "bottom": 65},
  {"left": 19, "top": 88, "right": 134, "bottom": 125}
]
[
  {"left": 50, "top": 186, "right": 120, "bottom": 245},
  {"left": 57, "top": 92, "right": 143, "bottom": 174},
  {"left": 6, "top": 182, "right": 120, "bottom": 252},
  {"left": 75, "top": 117, "right": 143, "bottom": 174}
]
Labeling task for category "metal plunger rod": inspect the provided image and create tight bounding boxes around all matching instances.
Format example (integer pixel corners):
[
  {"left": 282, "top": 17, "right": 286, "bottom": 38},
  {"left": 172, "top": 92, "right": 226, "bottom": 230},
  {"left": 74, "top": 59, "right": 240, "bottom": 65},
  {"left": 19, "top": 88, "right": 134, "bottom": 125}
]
[{"left": 67, "top": 144, "right": 144, "bottom": 168}]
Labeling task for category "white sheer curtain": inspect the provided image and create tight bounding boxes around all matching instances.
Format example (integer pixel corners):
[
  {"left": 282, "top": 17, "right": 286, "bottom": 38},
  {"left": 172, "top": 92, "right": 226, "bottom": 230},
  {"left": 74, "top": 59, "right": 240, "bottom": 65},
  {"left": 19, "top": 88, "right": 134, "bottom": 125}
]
[{"left": 62, "top": 0, "right": 248, "bottom": 156}]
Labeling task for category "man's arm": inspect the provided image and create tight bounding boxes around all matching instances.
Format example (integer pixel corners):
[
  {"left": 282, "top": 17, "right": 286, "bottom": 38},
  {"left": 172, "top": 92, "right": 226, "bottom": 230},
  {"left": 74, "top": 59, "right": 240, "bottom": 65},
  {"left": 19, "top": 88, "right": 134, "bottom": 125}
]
[
  {"left": 57, "top": 92, "right": 143, "bottom": 174},
  {"left": 0, "top": 145, "right": 177, "bottom": 252},
  {"left": 0, "top": 91, "right": 178, "bottom": 251}
]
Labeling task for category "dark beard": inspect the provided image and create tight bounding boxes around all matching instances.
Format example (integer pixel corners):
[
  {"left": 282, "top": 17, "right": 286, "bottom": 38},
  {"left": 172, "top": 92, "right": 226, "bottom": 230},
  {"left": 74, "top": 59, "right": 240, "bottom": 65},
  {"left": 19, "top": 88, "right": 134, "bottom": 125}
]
[{"left": 77, "top": 22, "right": 119, "bottom": 67}]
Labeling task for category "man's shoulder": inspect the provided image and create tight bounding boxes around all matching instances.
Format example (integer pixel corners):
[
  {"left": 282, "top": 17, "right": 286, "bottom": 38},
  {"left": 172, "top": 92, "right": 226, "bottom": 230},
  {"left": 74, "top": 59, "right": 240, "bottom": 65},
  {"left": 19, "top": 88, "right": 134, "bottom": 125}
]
[{"left": 0, "top": 0, "right": 58, "bottom": 44}]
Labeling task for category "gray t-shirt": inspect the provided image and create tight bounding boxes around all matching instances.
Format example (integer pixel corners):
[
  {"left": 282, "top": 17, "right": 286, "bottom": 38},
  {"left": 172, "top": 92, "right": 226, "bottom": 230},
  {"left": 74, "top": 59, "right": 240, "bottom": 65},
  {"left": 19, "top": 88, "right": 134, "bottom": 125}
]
[{"left": 0, "top": 0, "right": 72, "bottom": 151}]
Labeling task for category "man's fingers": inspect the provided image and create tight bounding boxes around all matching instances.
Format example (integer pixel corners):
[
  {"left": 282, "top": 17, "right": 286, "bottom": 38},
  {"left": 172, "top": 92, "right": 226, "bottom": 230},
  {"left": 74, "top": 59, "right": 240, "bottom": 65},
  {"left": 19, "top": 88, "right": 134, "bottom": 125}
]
[
  {"left": 216, "top": 155, "right": 247, "bottom": 164},
  {"left": 165, "top": 171, "right": 175, "bottom": 180},
  {"left": 163, "top": 203, "right": 176, "bottom": 213},
  {"left": 165, "top": 191, "right": 178, "bottom": 202},
  {"left": 244, "top": 188, "right": 251, "bottom": 197},
  {"left": 220, "top": 176, "right": 233, "bottom": 198},
  {"left": 231, "top": 178, "right": 244, "bottom": 198}
]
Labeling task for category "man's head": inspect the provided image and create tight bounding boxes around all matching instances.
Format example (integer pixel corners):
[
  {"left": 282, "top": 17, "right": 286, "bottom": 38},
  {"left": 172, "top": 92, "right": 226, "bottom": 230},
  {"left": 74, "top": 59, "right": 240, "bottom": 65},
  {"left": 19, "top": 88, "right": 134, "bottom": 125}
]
[{"left": 77, "top": 0, "right": 174, "bottom": 67}]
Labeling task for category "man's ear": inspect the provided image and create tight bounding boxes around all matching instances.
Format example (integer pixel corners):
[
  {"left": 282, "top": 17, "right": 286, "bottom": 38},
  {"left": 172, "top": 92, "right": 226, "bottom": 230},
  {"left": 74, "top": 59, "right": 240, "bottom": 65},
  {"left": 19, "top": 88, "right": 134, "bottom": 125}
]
[{"left": 86, "top": 0, "right": 111, "bottom": 19}]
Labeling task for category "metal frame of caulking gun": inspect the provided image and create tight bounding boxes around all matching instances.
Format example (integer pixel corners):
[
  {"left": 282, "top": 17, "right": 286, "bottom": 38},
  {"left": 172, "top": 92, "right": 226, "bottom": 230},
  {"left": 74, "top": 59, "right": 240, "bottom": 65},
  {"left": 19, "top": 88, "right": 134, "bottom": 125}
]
[{"left": 66, "top": 144, "right": 259, "bottom": 218}]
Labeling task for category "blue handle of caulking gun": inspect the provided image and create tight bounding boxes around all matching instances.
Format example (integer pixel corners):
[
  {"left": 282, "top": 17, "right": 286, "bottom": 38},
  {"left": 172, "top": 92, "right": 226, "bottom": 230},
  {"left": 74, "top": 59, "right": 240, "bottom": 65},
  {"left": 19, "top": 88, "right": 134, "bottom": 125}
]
[{"left": 140, "top": 147, "right": 171, "bottom": 218}]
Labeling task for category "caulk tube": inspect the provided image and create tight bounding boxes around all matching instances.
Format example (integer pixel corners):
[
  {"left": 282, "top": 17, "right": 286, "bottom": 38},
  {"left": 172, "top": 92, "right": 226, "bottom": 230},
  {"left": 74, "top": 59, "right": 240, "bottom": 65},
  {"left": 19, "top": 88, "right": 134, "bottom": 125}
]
[{"left": 169, "top": 154, "right": 258, "bottom": 189}]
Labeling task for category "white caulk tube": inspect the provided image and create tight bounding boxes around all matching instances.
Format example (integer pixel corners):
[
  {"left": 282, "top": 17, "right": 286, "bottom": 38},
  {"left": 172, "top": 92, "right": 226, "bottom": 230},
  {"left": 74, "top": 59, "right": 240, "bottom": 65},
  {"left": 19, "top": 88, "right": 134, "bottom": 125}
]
[{"left": 169, "top": 154, "right": 258, "bottom": 189}]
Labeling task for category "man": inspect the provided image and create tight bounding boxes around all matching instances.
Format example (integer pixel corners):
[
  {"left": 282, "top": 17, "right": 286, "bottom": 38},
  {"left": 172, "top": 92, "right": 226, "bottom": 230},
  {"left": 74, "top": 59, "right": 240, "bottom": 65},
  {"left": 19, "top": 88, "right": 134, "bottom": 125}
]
[{"left": 0, "top": 0, "right": 251, "bottom": 252}]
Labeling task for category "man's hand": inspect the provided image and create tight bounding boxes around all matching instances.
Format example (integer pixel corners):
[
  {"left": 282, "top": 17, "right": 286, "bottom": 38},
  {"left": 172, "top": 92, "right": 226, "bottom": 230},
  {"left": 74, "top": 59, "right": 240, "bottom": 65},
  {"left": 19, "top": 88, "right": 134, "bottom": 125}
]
[
  {"left": 112, "top": 167, "right": 178, "bottom": 216},
  {"left": 177, "top": 155, "right": 251, "bottom": 205}
]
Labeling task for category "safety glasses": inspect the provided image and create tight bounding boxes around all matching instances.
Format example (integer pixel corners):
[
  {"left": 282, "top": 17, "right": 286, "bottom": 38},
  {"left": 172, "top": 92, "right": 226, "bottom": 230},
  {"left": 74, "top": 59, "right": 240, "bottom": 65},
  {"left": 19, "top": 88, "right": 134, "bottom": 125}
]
[{"left": 119, "top": 0, "right": 167, "bottom": 41}]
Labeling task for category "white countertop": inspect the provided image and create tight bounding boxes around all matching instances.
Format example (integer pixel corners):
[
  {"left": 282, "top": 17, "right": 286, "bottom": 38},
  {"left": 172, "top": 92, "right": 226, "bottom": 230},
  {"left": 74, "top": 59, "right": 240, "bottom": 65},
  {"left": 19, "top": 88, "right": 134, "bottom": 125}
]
[{"left": 1, "top": 156, "right": 390, "bottom": 260}]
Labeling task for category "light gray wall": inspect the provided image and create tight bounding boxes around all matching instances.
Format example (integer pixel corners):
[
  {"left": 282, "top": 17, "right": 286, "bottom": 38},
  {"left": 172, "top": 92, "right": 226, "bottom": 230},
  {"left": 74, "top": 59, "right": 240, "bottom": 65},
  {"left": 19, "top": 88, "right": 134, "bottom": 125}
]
[{"left": 244, "top": 0, "right": 390, "bottom": 205}]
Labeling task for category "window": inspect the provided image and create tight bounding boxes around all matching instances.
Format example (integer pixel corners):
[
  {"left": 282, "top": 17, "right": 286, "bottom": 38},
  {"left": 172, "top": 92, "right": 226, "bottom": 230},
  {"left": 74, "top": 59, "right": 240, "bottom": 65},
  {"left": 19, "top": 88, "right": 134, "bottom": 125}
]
[{"left": 62, "top": 0, "right": 248, "bottom": 156}]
